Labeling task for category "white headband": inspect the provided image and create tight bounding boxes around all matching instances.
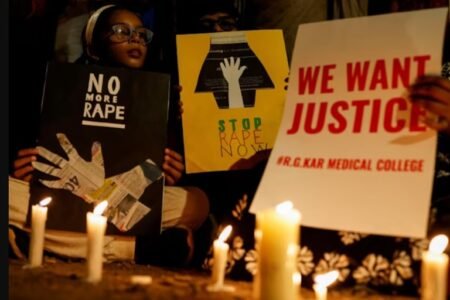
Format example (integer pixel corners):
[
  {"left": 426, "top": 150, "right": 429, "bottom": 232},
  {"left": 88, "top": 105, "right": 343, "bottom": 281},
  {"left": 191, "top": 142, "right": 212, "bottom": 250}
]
[{"left": 85, "top": 4, "right": 116, "bottom": 60}]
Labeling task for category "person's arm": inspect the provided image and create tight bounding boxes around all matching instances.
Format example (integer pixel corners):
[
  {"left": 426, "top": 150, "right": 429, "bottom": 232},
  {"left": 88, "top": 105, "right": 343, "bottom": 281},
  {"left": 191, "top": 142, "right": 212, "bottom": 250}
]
[{"left": 408, "top": 75, "right": 450, "bottom": 136}]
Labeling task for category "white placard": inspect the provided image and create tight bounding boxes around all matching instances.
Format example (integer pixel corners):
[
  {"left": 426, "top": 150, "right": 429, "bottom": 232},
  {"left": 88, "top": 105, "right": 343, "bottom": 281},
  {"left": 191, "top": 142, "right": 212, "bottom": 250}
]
[{"left": 251, "top": 8, "right": 449, "bottom": 238}]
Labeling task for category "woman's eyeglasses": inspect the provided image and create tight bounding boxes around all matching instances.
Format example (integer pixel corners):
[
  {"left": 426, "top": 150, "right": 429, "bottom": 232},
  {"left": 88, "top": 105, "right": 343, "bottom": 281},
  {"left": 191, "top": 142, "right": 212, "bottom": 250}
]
[{"left": 108, "top": 24, "right": 153, "bottom": 45}]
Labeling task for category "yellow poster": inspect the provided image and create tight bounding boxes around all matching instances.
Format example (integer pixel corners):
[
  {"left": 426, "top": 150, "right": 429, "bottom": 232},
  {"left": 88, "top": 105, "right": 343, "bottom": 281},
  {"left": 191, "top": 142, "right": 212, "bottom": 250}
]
[{"left": 177, "top": 30, "right": 289, "bottom": 173}]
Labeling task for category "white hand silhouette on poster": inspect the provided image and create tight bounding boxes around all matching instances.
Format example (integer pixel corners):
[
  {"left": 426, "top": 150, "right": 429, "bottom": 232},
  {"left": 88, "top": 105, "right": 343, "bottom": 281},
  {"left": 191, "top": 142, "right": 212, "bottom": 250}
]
[
  {"left": 32, "top": 133, "right": 163, "bottom": 231},
  {"left": 32, "top": 133, "right": 105, "bottom": 198},
  {"left": 220, "top": 56, "right": 247, "bottom": 108}
]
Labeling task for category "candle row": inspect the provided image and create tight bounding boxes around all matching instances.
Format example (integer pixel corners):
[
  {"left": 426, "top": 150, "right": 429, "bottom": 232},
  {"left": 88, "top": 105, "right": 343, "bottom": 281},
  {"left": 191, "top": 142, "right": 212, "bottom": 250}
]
[
  {"left": 29, "top": 197, "right": 449, "bottom": 299},
  {"left": 208, "top": 200, "right": 449, "bottom": 300},
  {"left": 28, "top": 198, "right": 108, "bottom": 283}
]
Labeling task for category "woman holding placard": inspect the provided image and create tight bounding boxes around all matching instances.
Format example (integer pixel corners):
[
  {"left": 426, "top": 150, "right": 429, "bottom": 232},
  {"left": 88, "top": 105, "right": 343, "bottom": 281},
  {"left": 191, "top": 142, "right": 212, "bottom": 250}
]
[{"left": 9, "top": 4, "right": 210, "bottom": 268}]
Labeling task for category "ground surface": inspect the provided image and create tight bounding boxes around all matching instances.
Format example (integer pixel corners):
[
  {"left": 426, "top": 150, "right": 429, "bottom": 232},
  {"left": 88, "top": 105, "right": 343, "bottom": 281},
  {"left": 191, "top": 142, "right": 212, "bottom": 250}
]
[{"left": 9, "top": 259, "right": 418, "bottom": 300}]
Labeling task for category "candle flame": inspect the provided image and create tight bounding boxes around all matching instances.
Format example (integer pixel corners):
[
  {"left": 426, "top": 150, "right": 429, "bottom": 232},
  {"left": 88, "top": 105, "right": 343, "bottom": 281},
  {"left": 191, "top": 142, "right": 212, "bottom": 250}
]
[
  {"left": 218, "top": 225, "right": 232, "bottom": 242},
  {"left": 292, "top": 272, "right": 302, "bottom": 285},
  {"left": 93, "top": 200, "right": 108, "bottom": 216},
  {"left": 314, "top": 270, "right": 339, "bottom": 287},
  {"left": 276, "top": 200, "right": 293, "bottom": 214},
  {"left": 429, "top": 234, "right": 449, "bottom": 255},
  {"left": 39, "top": 197, "right": 52, "bottom": 207}
]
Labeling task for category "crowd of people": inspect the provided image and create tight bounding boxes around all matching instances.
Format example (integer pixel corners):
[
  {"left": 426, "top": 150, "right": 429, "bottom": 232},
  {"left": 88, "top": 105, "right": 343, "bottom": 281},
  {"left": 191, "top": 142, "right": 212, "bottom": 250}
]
[{"left": 8, "top": 0, "right": 450, "bottom": 296}]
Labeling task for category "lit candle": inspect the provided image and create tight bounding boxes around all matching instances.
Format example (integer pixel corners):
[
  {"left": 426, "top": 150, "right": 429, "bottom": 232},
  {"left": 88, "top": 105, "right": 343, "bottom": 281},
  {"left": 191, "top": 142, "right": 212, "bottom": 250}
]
[
  {"left": 256, "top": 201, "right": 301, "bottom": 300},
  {"left": 421, "top": 234, "right": 449, "bottom": 300},
  {"left": 207, "top": 225, "right": 235, "bottom": 292},
  {"left": 293, "top": 271, "right": 302, "bottom": 299},
  {"left": 86, "top": 200, "right": 108, "bottom": 283},
  {"left": 28, "top": 197, "right": 52, "bottom": 267},
  {"left": 313, "top": 270, "right": 339, "bottom": 300},
  {"left": 293, "top": 271, "right": 302, "bottom": 287},
  {"left": 253, "top": 229, "right": 262, "bottom": 299}
]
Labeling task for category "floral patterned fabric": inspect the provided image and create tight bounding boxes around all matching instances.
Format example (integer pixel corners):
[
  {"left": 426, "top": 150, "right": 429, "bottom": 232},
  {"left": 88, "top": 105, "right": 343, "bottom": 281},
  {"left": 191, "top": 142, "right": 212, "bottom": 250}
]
[{"left": 199, "top": 65, "right": 450, "bottom": 297}]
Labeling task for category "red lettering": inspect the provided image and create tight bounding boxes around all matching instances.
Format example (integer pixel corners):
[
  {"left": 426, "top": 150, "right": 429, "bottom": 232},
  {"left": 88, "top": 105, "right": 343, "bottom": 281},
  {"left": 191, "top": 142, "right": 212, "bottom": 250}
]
[
  {"left": 384, "top": 97, "right": 407, "bottom": 132},
  {"left": 277, "top": 156, "right": 284, "bottom": 165},
  {"left": 298, "top": 66, "right": 320, "bottom": 95},
  {"left": 304, "top": 102, "right": 327, "bottom": 134},
  {"left": 392, "top": 57, "right": 410, "bottom": 88},
  {"left": 287, "top": 97, "right": 425, "bottom": 135},
  {"left": 320, "top": 64, "right": 336, "bottom": 93},
  {"left": 346, "top": 61, "right": 370, "bottom": 91},
  {"left": 409, "top": 103, "right": 427, "bottom": 132},
  {"left": 287, "top": 103, "right": 304, "bottom": 134},
  {"left": 299, "top": 65, "right": 336, "bottom": 95},
  {"left": 413, "top": 55, "right": 431, "bottom": 77},
  {"left": 369, "top": 60, "right": 388, "bottom": 90},
  {"left": 242, "top": 130, "right": 250, "bottom": 142},
  {"left": 352, "top": 100, "right": 370, "bottom": 133},
  {"left": 369, "top": 99, "right": 382, "bottom": 133},
  {"left": 219, "top": 131, "right": 229, "bottom": 146},
  {"left": 328, "top": 101, "right": 348, "bottom": 134},
  {"left": 253, "top": 129, "right": 263, "bottom": 143},
  {"left": 347, "top": 56, "right": 431, "bottom": 92}
]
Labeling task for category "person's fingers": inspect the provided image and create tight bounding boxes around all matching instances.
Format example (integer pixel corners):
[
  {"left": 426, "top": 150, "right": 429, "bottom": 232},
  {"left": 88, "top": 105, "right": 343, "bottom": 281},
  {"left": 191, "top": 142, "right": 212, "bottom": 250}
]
[
  {"left": 421, "top": 117, "right": 449, "bottom": 131},
  {"left": 162, "top": 160, "right": 179, "bottom": 185},
  {"left": 23, "top": 174, "right": 33, "bottom": 182},
  {"left": 163, "top": 162, "right": 183, "bottom": 180},
  {"left": 409, "top": 85, "right": 450, "bottom": 106},
  {"left": 416, "top": 100, "right": 449, "bottom": 118},
  {"left": 13, "top": 148, "right": 38, "bottom": 180},
  {"left": 412, "top": 75, "right": 450, "bottom": 92},
  {"left": 17, "top": 148, "right": 39, "bottom": 158},
  {"left": 12, "top": 165, "right": 34, "bottom": 180},
  {"left": 178, "top": 100, "right": 184, "bottom": 116},
  {"left": 164, "top": 173, "right": 176, "bottom": 186},
  {"left": 163, "top": 150, "right": 184, "bottom": 185},
  {"left": 13, "top": 155, "right": 36, "bottom": 170},
  {"left": 165, "top": 154, "right": 184, "bottom": 172},
  {"left": 165, "top": 148, "right": 183, "bottom": 161}
]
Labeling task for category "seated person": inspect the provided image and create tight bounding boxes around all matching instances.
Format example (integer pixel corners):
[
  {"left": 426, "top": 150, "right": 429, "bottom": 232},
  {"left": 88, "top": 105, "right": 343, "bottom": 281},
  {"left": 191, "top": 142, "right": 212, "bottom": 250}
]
[{"left": 9, "top": 4, "right": 210, "bottom": 268}]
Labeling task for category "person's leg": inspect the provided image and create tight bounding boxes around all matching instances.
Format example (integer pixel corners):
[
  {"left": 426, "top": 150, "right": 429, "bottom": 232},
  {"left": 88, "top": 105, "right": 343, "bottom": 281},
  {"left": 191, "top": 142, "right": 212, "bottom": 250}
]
[
  {"left": 161, "top": 186, "right": 209, "bottom": 230},
  {"left": 9, "top": 177, "right": 210, "bottom": 264},
  {"left": 8, "top": 177, "right": 135, "bottom": 261},
  {"left": 159, "top": 186, "right": 210, "bottom": 267}
]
